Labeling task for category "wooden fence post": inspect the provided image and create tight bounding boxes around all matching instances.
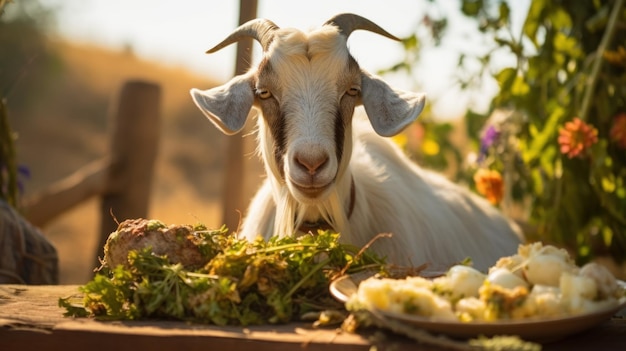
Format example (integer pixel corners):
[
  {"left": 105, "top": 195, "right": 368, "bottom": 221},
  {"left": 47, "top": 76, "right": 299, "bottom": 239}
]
[
  {"left": 220, "top": 0, "right": 259, "bottom": 232},
  {"left": 95, "top": 80, "right": 161, "bottom": 267}
]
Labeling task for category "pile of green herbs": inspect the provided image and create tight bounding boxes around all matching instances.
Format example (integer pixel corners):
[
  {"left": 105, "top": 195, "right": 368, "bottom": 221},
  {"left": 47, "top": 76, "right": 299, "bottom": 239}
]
[{"left": 59, "top": 225, "right": 387, "bottom": 325}]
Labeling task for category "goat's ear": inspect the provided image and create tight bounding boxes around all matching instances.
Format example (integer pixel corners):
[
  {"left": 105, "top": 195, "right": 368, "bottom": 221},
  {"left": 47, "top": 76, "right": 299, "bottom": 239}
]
[
  {"left": 190, "top": 74, "right": 255, "bottom": 135},
  {"left": 360, "top": 71, "right": 426, "bottom": 137}
]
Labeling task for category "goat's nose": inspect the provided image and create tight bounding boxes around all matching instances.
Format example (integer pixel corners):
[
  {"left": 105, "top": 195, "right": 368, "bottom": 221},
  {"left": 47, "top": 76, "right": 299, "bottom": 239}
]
[{"left": 294, "top": 152, "right": 329, "bottom": 175}]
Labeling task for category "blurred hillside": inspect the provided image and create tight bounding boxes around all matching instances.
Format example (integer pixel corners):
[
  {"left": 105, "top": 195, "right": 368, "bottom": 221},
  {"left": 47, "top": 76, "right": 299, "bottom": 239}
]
[{"left": 6, "top": 40, "right": 241, "bottom": 283}]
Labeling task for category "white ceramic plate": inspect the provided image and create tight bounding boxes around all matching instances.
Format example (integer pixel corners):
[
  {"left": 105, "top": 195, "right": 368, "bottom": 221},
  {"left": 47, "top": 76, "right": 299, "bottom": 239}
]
[{"left": 330, "top": 272, "right": 626, "bottom": 341}]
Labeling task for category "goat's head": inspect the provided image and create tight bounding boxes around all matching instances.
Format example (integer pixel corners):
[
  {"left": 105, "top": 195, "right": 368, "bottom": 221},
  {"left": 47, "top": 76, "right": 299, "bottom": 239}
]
[{"left": 191, "top": 13, "right": 425, "bottom": 206}]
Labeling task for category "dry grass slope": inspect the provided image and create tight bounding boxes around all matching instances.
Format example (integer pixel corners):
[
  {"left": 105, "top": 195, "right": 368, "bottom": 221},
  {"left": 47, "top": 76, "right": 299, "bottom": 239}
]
[{"left": 10, "top": 41, "right": 246, "bottom": 283}]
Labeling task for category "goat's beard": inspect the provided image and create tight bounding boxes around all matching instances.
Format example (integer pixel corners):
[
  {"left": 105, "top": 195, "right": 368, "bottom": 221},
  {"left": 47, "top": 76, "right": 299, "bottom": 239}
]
[
  {"left": 258, "top": 120, "right": 352, "bottom": 238},
  {"left": 272, "top": 179, "right": 350, "bottom": 238}
]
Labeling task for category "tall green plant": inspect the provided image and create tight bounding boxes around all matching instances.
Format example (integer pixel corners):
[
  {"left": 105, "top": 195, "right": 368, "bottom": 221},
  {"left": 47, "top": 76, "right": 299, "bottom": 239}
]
[
  {"left": 1, "top": 0, "right": 57, "bottom": 208},
  {"left": 0, "top": 99, "right": 19, "bottom": 208},
  {"left": 0, "top": 1, "right": 19, "bottom": 208},
  {"left": 459, "top": 0, "right": 626, "bottom": 263}
]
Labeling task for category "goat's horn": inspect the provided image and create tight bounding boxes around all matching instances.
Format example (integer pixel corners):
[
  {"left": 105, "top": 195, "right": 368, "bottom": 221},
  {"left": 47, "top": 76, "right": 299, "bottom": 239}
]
[
  {"left": 207, "top": 18, "right": 278, "bottom": 54},
  {"left": 324, "top": 13, "right": 399, "bottom": 41}
]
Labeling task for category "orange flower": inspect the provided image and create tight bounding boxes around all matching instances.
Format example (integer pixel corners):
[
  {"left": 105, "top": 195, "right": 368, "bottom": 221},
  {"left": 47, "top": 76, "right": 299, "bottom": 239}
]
[
  {"left": 610, "top": 113, "right": 626, "bottom": 149},
  {"left": 603, "top": 46, "right": 626, "bottom": 67},
  {"left": 557, "top": 118, "right": 598, "bottom": 158},
  {"left": 474, "top": 169, "right": 504, "bottom": 205}
]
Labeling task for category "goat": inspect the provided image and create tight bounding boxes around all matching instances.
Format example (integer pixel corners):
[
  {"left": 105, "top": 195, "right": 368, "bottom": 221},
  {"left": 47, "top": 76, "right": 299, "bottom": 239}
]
[{"left": 190, "top": 13, "right": 523, "bottom": 272}]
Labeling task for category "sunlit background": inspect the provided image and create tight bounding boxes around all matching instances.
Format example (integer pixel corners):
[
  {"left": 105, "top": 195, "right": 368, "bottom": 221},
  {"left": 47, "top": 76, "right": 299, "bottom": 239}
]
[
  {"left": 38, "top": 0, "right": 529, "bottom": 117},
  {"left": 11, "top": 0, "right": 600, "bottom": 285},
  {"left": 14, "top": 0, "right": 626, "bottom": 283}
]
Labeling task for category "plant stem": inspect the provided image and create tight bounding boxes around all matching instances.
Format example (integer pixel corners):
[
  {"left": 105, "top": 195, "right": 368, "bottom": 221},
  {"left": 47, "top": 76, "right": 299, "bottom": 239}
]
[
  {"left": 284, "top": 257, "right": 331, "bottom": 298},
  {"left": 257, "top": 243, "right": 318, "bottom": 254},
  {"left": 580, "top": 0, "right": 624, "bottom": 121}
]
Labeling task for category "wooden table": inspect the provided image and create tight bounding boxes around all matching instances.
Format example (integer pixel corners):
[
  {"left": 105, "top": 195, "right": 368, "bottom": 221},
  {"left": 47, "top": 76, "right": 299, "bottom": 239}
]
[{"left": 1, "top": 284, "right": 625, "bottom": 351}]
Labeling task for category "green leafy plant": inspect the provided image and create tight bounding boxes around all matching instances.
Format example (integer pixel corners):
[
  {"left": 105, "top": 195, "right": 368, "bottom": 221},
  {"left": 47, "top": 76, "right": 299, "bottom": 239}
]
[
  {"left": 0, "top": 99, "right": 19, "bottom": 207},
  {"left": 456, "top": 0, "right": 626, "bottom": 264},
  {"left": 60, "top": 227, "right": 387, "bottom": 325},
  {"left": 383, "top": 0, "right": 625, "bottom": 265}
]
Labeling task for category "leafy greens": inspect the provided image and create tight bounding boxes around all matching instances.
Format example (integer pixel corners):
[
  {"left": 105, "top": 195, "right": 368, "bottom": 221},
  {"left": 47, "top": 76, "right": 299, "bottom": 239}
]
[{"left": 60, "top": 224, "right": 387, "bottom": 325}]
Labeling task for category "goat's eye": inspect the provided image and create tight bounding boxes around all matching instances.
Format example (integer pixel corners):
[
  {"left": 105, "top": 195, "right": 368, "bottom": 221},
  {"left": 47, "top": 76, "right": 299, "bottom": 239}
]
[
  {"left": 346, "top": 85, "right": 361, "bottom": 97},
  {"left": 257, "top": 89, "right": 272, "bottom": 99}
]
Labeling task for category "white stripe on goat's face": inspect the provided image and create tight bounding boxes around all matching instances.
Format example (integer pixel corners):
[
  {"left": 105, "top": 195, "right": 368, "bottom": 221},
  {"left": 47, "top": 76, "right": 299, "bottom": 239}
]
[
  {"left": 256, "top": 26, "right": 359, "bottom": 203},
  {"left": 190, "top": 14, "right": 427, "bottom": 220}
]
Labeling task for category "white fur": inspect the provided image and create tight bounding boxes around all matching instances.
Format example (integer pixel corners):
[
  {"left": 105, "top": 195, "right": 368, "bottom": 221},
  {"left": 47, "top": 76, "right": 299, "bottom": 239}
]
[
  {"left": 192, "top": 17, "right": 523, "bottom": 273},
  {"left": 242, "top": 112, "right": 522, "bottom": 272}
]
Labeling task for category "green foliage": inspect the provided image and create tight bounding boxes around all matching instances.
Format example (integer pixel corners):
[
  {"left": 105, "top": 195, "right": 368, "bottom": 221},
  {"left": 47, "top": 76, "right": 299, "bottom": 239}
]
[
  {"left": 1, "top": 0, "right": 61, "bottom": 109},
  {"left": 0, "top": 1, "right": 18, "bottom": 207},
  {"left": 469, "top": 335, "right": 541, "bottom": 351},
  {"left": 0, "top": 100, "right": 19, "bottom": 207},
  {"left": 458, "top": 0, "right": 626, "bottom": 263},
  {"left": 60, "top": 229, "right": 387, "bottom": 325},
  {"left": 1, "top": 0, "right": 59, "bottom": 207},
  {"left": 384, "top": 0, "right": 626, "bottom": 264}
]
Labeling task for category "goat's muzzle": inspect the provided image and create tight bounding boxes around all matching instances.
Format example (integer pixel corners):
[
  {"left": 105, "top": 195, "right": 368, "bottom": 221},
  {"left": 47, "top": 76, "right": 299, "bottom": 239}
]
[{"left": 286, "top": 142, "right": 337, "bottom": 202}]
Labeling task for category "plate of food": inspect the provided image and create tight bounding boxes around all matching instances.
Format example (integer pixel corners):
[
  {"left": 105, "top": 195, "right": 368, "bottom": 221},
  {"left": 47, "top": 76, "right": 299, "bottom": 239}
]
[{"left": 330, "top": 243, "right": 626, "bottom": 342}]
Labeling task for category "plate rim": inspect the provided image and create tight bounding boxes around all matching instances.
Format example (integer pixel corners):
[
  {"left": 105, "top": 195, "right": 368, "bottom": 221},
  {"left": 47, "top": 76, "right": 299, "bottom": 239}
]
[{"left": 330, "top": 272, "right": 626, "bottom": 328}]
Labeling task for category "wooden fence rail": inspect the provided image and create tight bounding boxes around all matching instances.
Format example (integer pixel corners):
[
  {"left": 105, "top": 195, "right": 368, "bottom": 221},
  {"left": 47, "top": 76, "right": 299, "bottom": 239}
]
[{"left": 22, "top": 80, "right": 161, "bottom": 268}]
